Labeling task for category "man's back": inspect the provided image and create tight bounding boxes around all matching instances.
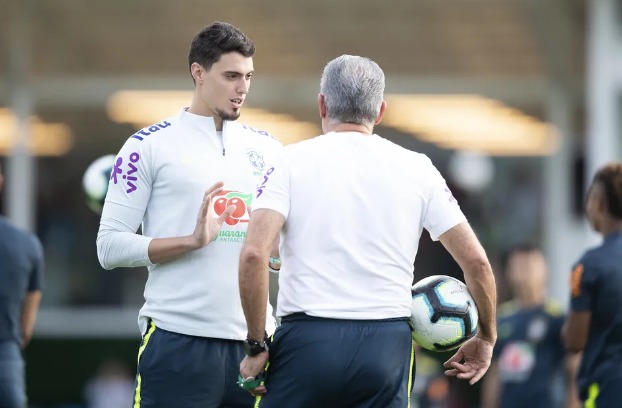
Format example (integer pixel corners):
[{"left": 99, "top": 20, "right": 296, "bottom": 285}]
[
  {"left": 574, "top": 231, "right": 622, "bottom": 392},
  {"left": 0, "top": 215, "right": 44, "bottom": 345},
  {"left": 268, "top": 131, "right": 465, "bottom": 319}
]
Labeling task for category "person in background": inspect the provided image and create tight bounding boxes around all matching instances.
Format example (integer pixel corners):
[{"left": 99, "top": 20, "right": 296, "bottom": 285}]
[
  {"left": 481, "top": 243, "right": 580, "bottom": 408},
  {"left": 0, "top": 161, "right": 45, "bottom": 408},
  {"left": 563, "top": 162, "right": 622, "bottom": 407}
]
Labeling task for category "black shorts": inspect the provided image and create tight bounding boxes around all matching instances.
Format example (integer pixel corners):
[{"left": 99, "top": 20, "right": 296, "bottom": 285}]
[
  {"left": 133, "top": 321, "right": 254, "bottom": 408},
  {"left": 255, "top": 313, "right": 415, "bottom": 408},
  {"left": 582, "top": 378, "right": 622, "bottom": 408}
]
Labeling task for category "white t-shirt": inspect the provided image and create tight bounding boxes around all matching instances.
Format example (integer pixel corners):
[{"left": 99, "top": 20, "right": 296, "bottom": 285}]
[
  {"left": 97, "top": 109, "right": 281, "bottom": 339},
  {"left": 253, "top": 131, "right": 466, "bottom": 320}
]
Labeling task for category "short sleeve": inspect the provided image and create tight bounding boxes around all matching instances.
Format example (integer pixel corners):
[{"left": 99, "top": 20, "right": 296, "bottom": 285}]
[
  {"left": 252, "top": 149, "right": 291, "bottom": 219},
  {"left": 569, "top": 261, "right": 598, "bottom": 312},
  {"left": 28, "top": 234, "right": 44, "bottom": 292},
  {"left": 422, "top": 161, "right": 467, "bottom": 241}
]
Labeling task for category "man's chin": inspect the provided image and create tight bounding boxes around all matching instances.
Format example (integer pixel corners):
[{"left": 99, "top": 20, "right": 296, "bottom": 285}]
[{"left": 216, "top": 109, "right": 241, "bottom": 122}]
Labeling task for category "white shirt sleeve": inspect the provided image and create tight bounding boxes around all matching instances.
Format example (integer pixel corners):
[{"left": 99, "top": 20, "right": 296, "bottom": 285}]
[
  {"left": 422, "top": 158, "right": 467, "bottom": 241},
  {"left": 96, "top": 137, "right": 155, "bottom": 270},
  {"left": 251, "top": 149, "right": 291, "bottom": 219}
]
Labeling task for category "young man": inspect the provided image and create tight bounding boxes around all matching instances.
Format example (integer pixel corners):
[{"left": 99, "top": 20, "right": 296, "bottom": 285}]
[
  {"left": 0, "top": 161, "right": 44, "bottom": 408},
  {"left": 563, "top": 162, "right": 622, "bottom": 407},
  {"left": 482, "top": 244, "right": 580, "bottom": 408},
  {"left": 97, "top": 22, "right": 281, "bottom": 408},
  {"left": 238, "top": 55, "right": 497, "bottom": 408}
]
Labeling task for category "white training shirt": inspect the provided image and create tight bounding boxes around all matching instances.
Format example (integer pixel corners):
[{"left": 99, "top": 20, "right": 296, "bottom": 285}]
[
  {"left": 97, "top": 109, "right": 281, "bottom": 339},
  {"left": 253, "top": 131, "right": 467, "bottom": 320}
]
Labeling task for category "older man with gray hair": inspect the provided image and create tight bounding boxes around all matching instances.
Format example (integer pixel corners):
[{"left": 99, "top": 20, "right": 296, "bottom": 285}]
[{"left": 238, "top": 55, "right": 497, "bottom": 408}]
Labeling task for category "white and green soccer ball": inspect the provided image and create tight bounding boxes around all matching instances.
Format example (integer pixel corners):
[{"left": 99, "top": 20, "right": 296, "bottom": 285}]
[
  {"left": 82, "top": 154, "right": 115, "bottom": 214},
  {"left": 410, "top": 275, "right": 479, "bottom": 352}
]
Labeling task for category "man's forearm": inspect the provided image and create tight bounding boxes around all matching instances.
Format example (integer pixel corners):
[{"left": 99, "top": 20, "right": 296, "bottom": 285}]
[
  {"left": 148, "top": 236, "right": 201, "bottom": 264},
  {"left": 463, "top": 261, "right": 497, "bottom": 343},
  {"left": 239, "top": 250, "right": 269, "bottom": 340}
]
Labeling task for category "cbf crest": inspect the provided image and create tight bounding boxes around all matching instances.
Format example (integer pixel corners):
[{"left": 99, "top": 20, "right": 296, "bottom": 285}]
[{"left": 246, "top": 150, "right": 265, "bottom": 174}]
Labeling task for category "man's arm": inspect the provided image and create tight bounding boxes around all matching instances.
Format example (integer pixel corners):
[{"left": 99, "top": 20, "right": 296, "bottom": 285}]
[
  {"left": 147, "top": 184, "right": 235, "bottom": 264},
  {"left": 20, "top": 290, "right": 42, "bottom": 349},
  {"left": 562, "top": 312, "right": 591, "bottom": 353},
  {"left": 564, "top": 352, "right": 582, "bottom": 408},
  {"left": 239, "top": 209, "right": 285, "bottom": 341},
  {"left": 439, "top": 222, "right": 496, "bottom": 343},
  {"left": 439, "top": 221, "right": 496, "bottom": 385},
  {"left": 98, "top": 181, "right": 234, "bottom": 268}
]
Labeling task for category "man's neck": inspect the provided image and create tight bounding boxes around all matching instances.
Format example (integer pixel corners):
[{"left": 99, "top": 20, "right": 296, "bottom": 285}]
[
  {"left": 601, "top": 220, "right": 622, "bottom": 237},
  {"left": 187, "top": 99, "right": 223, "bottom": 131},
  {"left": 324, "top": 121, "right": 373, "bottom": 135}
]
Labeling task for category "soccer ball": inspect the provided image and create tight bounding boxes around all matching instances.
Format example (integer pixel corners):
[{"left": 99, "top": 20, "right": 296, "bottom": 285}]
[
  {"left": 83, "top": 154, "right": 115, "bottom": 214},
  {"left": 410, "top": 275, "right": 478, "bottom": 352}
]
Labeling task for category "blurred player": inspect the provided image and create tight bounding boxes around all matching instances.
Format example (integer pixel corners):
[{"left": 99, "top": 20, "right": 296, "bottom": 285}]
[
  {"left": 237, "top": 55, "right": 497, "bottom": 408},
  {"left": 563, "top": 162, "right": 622, "bottom": 407},
  {"left": 482, "top": 244, "right": 580, "bottom": 408},
  {"left": 0, "top": 161, "right": 44, "bottom": 408},
  {"left": 96, "top": 22, "right": 281, "bottom": 408}
]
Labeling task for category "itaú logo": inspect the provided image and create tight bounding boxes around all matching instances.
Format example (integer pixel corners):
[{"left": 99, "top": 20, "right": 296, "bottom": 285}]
[{"left": 212, "top": 190, "right": 253, "bottom": 226}]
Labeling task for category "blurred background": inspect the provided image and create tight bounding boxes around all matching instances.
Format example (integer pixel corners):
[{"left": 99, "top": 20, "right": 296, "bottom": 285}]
[{"left": 0, "top": 0, "right": 619, "bottom": 407}]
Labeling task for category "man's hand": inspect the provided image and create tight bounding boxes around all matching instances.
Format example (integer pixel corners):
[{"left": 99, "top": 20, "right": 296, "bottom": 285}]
[
  {"left": 443, "top": 335, "right": 494, "bottom": 385},
  {"left": 192, "top": 181, "right": 236, "bottom": 248},
  {"left": 239, "top": 352, "right": 269, "bottom": 395}
]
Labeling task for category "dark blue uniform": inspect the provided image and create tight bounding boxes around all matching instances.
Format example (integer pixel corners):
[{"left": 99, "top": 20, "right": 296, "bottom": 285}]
[
  {"left": 570, "top": 231, "right": 622, "bottom": 406},
  {"left": 254, "top": 314, "right": 414, "bottom": 408},
  {"left": 0, "top": 215, "right": 44, "bottom": 408},
  {"left": 493, "top": 301, "right": 566, "bottom": 408}
]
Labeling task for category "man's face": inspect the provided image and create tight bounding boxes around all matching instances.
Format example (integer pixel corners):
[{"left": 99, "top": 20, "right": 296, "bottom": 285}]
[
  {"left": 507, "top": 250, "right": 547, "bottom": 299},
  {"left": 198, "top": 52, "right": 254, "bottom": 122}
]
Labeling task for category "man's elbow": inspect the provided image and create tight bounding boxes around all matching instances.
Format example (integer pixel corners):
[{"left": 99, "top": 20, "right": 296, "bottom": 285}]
[
  {"left": 96, "top": 231, "right": 115, "bottom": 270},
  {"left": 564, "top": 337, "right": 585, "bottom": 354},
  {"left": 240, "top": 245, "right": 265, "bottom": 270},
  {"left": 464, "top": 257, "right": 493, "bottom": 277},
  {"left": 562, "top": 328, "right": 585, "bottom": 353}
]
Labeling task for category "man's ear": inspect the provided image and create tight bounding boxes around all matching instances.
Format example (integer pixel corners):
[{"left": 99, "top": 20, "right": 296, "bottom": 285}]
[
  {"left": 318, "top": 94, "right": 327, "bottom": 119},
  {"left": 375, "top": 100, "right": 387, "bottom": 125},
  {"left": 190, "top": 62, "right": 205, "bottom": 84}
]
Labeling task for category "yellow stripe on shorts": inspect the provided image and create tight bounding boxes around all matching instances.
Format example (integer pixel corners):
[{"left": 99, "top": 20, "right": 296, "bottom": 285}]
[
  {"left": 133, "top": 321, "right": 157, "bottom": 408},
  {"left": 407, "top": 341, "right": 415, "bottom": 408},
  {"left": 585, "top": 382, "right": 599, "bottom": 408},
  {"left": 253, "top": 361, "right": 271, "bottom": 408}
]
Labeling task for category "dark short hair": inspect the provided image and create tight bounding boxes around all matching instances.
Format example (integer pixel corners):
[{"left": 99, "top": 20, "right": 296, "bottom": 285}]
[
  {"left": 501, "top": 242, "right": 542, "bottom": 269},
  {"left": 593, "top": 162, "right": 622, "bottom": 218},
  {"left": 188, "top": 22, "right": 255, "bottom": 75}
]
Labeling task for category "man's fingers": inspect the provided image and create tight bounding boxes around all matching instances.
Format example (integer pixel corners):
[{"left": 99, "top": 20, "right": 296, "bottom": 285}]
[
  {"left": 206, "top": 181, "right": 225, "bottom": 195},
  {"left": 443, "top": 350, "right": 463, "bottom": 368},
  {"left": 450, "top": 361, "right": 470, "bottom": 373},
  {"left": 249, "top": 385, "right": 267, "bottom": 396},
  {"left": 469, "top": 369, "right": 486, "bottom": 385},
  {"left": 219, "top": 205, "right": 236, "bottom": 222},
  {"left": 444, "top": 368, "right": 460, "bottom": 376}
]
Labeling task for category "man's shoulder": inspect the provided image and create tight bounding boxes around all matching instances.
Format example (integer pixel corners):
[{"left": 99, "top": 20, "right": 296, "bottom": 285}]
[
  {"left": 231, "top": 122, "right": 280, "bottom": 144},
  {"left": 0, "top": 216, "right": 41, "bottom": 252},
  {"left": 578, "top": 244, "right": 610, "bottom": 270},
  {"left": 125, "top": 115, "right": 179, "bottom": 144}
]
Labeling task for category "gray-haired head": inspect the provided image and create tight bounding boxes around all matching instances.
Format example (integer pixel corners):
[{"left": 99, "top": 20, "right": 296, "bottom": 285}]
[{"left": 320, "top": 55, "right": 385, "bottom": 127}]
